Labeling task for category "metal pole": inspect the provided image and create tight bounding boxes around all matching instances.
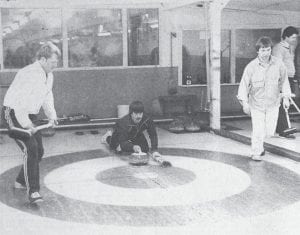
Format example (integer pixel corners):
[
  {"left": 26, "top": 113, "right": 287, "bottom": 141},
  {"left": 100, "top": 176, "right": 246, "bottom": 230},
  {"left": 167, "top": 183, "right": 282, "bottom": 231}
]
[
  {"left": 204, "top": 2, "right": 210, "bottom": 111},
  {"left": 208, "top": 2, "right": 222, "bottom": 130}
]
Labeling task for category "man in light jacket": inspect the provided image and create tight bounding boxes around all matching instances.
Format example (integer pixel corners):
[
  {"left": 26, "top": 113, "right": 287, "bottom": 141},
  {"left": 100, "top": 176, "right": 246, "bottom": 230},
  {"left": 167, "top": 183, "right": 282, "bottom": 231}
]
[{"left": 237, "top": 37, "right": 291, "bottom": 161}]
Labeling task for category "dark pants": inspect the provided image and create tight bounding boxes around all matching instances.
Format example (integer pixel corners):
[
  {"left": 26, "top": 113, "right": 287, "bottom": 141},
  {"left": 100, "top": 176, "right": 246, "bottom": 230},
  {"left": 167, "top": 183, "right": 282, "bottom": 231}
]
[
  {"left": 107, "top": 131, "right": 149, "bottom": 153},
  {"left": 276, "top": 77, "right": 295, "bottom": 134},
  {"left": 2, "top": 107, "right": 44, "bottom": 195}
]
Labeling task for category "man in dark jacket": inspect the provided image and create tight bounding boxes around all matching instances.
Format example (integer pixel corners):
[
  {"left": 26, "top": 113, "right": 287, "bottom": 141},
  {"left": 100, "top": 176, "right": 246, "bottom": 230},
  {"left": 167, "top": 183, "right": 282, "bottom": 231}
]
[
  {"left": 102, "top": 100, "right": 171, "bottom": 167},
  {"left": 273, "top": 26, "right": 299, "bottom": 138}
]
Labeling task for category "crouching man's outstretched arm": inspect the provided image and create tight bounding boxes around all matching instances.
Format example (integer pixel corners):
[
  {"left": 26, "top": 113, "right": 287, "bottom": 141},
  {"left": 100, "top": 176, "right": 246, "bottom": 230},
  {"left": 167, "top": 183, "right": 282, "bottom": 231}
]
[
  {"left": 149, "top": 151, "right": 172, "bottom": 167},
  {"left": 146, "top": 119, "right": 172, "bottom": 167}
]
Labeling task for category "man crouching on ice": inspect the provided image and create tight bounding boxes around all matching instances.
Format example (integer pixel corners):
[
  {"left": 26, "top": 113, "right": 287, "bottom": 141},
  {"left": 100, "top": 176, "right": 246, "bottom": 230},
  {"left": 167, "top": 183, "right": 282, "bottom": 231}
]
[{"left": 102, "top": 100, "right": 171, "bottom": 167}]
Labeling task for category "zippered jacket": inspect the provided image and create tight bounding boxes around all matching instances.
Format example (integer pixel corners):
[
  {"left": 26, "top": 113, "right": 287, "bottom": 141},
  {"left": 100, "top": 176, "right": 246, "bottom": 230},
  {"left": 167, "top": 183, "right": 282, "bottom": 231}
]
[{"left": 114, "top": 113, "right": 158, "bottom": 152}]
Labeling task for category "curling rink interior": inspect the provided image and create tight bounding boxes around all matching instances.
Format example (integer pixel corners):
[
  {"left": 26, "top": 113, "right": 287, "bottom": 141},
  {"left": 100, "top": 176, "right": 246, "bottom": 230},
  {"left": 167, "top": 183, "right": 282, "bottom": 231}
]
[{"left": 1, "top": 127, "right": 300, "bottom": 235}]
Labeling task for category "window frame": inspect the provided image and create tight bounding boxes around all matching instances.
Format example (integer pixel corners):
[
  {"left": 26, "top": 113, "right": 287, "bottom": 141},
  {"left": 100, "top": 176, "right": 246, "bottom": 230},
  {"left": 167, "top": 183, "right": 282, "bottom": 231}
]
[
  {"left": 179, "top": 26, "right": 284, "bottom": 86},
  {"left": 179, "top": 28, "right": 232, "bottom": 87},
  {"left": 0, "top": 4, "right": 162, "bottom": 71}
]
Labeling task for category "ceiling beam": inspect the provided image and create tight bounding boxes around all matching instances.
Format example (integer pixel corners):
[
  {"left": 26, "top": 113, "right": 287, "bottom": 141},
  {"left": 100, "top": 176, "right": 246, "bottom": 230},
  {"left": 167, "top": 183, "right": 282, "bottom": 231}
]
[
  {"left": 210, "top": 0, "right": 231, "bottom": 9},
  {"left": 163, "top": 0, "right": 210, "bottom": 10}
]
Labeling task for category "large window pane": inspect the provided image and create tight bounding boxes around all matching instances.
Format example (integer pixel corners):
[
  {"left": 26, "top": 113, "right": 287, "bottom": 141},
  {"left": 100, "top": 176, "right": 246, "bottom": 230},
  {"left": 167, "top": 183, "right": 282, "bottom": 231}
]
[
  {"left": 2, "top": 8, "right": 62, "bottom": 69},
  {"left": 67, "top": 9, "right": 122, "bottom": 67},
  {"left": 128, "top": 9, "right": 159, "bottom": 66},
  {"left": 220, "top": 30, "right": 231, "bottom": 84},
  {"left": 235, "top": 28, "right": 281, "bottom": 82},
  {"left": 182, "top": 30, "right": 205, "bottom": 85},
  {"left": 182, "top": 30, "right": 230, "bottom": 85}
]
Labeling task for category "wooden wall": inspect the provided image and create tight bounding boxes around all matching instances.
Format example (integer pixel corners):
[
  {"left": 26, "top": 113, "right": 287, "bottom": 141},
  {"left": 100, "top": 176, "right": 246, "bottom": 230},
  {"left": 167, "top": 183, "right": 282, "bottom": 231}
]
[{"left": 0, "top": 67, "right": 242, "bottom": 119}]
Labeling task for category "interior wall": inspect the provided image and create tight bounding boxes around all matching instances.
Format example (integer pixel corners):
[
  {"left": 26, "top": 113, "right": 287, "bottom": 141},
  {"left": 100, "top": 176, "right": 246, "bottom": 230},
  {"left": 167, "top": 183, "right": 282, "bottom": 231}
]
[
  {"left": 0, "top": 67, "right": 242, "bottom": 120},
  {"left": 1, "top": 3, "right": 299, "bottom": 121},
  {"left": 0, "top": 67, "right": 172, "bottom": 118}
]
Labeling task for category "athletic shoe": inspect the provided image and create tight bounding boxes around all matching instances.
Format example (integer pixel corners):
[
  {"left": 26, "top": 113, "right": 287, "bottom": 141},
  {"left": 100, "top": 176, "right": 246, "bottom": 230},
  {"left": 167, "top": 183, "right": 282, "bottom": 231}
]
[
  {"left": 14, "top": 181, "right": 26, "bottom": 189},
  {"left": 251, "top": 155, "right": 262, "bottom": 161},
  {"left": 116, "top": 145, "right": 121, "bottom": 153},
  {"left": 101, "top": 130, "right": 112, "bottom": 143},
  {"left": 279, "top": 133, "right": 296, "bottom": 139},
  {"left": 29, "top": 192, "right": 43, "bottom": 203}
]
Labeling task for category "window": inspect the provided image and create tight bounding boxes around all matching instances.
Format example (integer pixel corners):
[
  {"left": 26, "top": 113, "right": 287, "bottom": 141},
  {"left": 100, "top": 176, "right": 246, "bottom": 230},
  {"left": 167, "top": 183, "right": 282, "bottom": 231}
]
[
  {"left": 127, "top": 9, "right": 159, "bottom": 66},
  {"left": 182, "top": 30, "right": 205, "bottom": 85},
  {"left": 2, "top": 8, "right": 62, "bottom": 69},
  {"left": 220, "top": 30, "right": 231, "bottom": 84},
  {"left": 235, "top": 28, "right": 281, "bottom": 82},
  {"left": 182, "top": 30, "right": 231, "bottom": 85},
  {"left": 67, "top": 9, "right": 122, "bottom": 67},
  {"left": 1, "top": 7, "right": 161, "bottom": 69}
]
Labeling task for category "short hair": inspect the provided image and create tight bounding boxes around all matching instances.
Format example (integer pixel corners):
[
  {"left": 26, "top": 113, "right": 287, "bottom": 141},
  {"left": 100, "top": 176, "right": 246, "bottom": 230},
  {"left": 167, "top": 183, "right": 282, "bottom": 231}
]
[
  {"left": 129, "top": 101, "right": 144, "bottom": 114},
  {"left": 282, "top": 26, "right": 299, "bottom": 39},
  {"left": 255, "top": 36, "right": 273, "bottom": 52},
  {"left": 36, "top": 41, "right": 61, "bottom": 60}
]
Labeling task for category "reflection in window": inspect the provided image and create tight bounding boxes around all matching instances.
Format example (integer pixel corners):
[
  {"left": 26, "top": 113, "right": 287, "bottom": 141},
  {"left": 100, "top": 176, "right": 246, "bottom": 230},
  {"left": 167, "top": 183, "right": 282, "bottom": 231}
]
[
  {"left": 128, "top": 9, "right": 159, "bottom": 66},
  {"left": 182, "top": 30, "right": 203, "bottom": 85},
  {"left": 182, "top": 30, "right": 231, "bottom": 85},
  {"left": 67, "top": 9, "right": 122, "bottom": 67},
  {"left": 2, "top": 8, "right": 62, "bottom": 69},
  {"left": 235, "top": 28, "right": 281, "bottom": 82}
]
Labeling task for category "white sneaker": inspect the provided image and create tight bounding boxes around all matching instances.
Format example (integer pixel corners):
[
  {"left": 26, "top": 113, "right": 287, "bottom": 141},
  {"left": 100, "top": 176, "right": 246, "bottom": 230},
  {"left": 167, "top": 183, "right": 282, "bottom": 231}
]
[
  {"left": 14, "top": 181, "right": 26, "bottom": 189},
  {"left": 251, "top": 155, "right": 262, "bottom": 161},
  {"left": 116, "top": 145, "right": 121, "bottom": 152},
  {"left": 29, "top": 192, "right": 43, "bottom": 203},
  {"left": 101, "top": 130, "right": 112, "bottom": 144}
]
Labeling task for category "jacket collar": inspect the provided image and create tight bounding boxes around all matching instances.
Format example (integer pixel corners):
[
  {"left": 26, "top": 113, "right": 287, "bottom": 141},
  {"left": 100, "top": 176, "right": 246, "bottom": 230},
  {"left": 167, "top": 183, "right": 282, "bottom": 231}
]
[
  {"left": 32, "top": 61, "right": 48, "bottom": 82},
  {"left": 255, "top": 56, "right": 276, "bottom": 67},
  {"left": 280, "top": 41, "right": 290, "bottom": 49}
]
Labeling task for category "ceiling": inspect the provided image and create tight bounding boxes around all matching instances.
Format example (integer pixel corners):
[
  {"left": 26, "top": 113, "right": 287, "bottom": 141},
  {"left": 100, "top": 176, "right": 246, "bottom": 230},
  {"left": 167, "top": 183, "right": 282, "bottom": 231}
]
[
  {"left": 225, "top": 0, "right": 300, "bottom": 12},
  {"left": 1, "top": 0, "right": 300, "bottom": 12}
]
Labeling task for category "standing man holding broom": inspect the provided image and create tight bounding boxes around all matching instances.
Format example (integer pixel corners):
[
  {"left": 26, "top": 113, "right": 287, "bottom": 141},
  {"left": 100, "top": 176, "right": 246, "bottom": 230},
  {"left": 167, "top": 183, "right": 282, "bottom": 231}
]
[
  {"left": 2, "top": 42, "right": 61, "bottom": 203},
  {"left": 273, "top": 26, "right": 299, "bottom": 138}
]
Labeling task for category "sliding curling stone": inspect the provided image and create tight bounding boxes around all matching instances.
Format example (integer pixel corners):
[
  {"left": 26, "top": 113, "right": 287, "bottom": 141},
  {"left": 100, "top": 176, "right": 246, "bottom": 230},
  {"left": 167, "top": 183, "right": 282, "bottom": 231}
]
[{"left": 129, "top": 152, "right": 149, "bottom": 166}]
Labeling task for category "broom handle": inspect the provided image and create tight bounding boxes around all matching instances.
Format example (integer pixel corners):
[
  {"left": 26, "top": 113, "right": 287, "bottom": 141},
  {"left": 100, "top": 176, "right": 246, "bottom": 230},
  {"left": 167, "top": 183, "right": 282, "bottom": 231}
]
[
  {"left": 289, "top": 97, "right": 300, "bottom": 113},
  {"left": 35, "top": 123, "right": 53, "bottom": 131},
  {"left": 284, "top": 107, "right": 291, "bottom": 128}
]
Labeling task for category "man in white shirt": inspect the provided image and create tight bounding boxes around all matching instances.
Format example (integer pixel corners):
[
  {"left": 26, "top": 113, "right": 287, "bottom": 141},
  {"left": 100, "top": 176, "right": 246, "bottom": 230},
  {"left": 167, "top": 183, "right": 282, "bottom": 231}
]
[{"left": 2, "top": 42, "right": 61, "bottom": 203}]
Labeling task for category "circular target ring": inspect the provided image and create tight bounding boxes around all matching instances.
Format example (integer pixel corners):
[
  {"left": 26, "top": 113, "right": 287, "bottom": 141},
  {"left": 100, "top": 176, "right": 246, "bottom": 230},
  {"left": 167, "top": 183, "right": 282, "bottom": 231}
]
[{"left": 0, "top": 148, "right": 299, "bottom": 227}]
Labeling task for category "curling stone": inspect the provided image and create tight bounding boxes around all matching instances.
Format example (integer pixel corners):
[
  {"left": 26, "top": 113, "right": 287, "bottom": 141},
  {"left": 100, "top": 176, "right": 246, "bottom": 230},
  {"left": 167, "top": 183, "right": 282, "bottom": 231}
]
[{"left": 129, "top": 152, "right": 149, "bottom": 166}]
